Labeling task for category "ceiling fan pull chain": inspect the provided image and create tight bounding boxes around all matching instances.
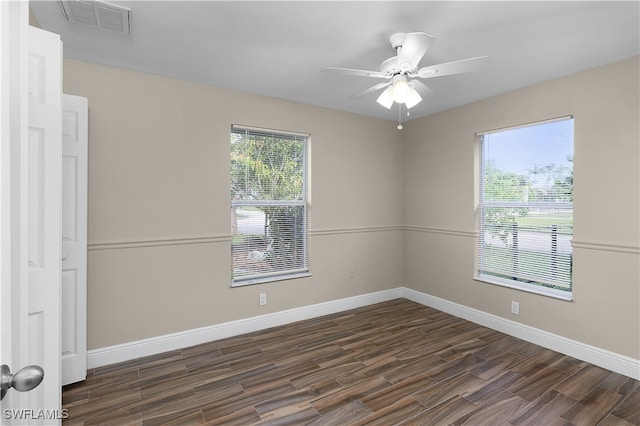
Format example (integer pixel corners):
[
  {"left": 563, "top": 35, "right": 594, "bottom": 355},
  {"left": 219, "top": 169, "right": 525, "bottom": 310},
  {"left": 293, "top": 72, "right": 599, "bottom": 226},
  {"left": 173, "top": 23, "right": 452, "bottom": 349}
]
[{"left": 397, "top": 104, "right": 403, "bottom": 130}]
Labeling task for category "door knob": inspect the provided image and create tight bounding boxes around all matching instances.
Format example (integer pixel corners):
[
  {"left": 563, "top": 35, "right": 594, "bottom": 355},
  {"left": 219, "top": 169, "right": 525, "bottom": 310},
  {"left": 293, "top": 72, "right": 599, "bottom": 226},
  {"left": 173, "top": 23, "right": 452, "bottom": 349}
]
[{"left": 0, "top": 364, "right": 44, "bottom": 400}]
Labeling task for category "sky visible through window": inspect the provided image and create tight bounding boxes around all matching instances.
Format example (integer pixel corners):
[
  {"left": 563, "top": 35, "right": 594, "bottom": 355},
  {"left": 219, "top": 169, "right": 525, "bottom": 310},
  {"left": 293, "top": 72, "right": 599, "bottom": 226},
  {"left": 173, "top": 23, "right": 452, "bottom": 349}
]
[{"left": 483, "top": 119, "right": 573, "bottom": 189}]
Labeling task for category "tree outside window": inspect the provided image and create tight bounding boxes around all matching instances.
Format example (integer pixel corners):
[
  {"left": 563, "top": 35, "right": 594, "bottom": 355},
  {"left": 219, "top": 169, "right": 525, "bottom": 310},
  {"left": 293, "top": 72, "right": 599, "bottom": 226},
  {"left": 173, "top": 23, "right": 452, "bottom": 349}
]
[
  {"left": 478, "top": 117, "right": 574, "bottom": 298},
  {"left": 231, "top": 127, "right": 308, "bottom": 285}
]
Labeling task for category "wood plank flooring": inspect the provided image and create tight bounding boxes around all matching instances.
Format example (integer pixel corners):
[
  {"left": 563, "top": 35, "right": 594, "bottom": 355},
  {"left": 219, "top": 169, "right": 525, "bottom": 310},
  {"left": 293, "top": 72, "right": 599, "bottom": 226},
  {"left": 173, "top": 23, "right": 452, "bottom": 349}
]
[{"left": 62, "top": 299, "right": 640, "bottom": 425}]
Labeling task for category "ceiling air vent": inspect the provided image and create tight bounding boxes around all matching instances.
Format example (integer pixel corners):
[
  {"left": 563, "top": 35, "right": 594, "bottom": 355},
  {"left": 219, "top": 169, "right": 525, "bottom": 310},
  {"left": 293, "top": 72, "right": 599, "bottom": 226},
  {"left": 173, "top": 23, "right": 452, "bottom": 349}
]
[{"left": 59, "top": 0, "right": 131, "bottom": 35}]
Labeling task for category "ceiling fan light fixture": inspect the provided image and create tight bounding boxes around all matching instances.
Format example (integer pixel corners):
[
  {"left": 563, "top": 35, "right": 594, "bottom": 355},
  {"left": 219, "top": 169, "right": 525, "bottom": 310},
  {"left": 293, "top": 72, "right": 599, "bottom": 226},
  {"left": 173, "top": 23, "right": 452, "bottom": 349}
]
[
  {"left": 378, "top": 75, "right": 422, "bottom": 109},
  {"left": 376, "top": 86, "right": 395, "bottom": 109},
  {"left": 391, "top": 76, "right": 411, "bottom": 103},
  {"left": 404, "top": 83, "right": 422, "bottom": 108}
]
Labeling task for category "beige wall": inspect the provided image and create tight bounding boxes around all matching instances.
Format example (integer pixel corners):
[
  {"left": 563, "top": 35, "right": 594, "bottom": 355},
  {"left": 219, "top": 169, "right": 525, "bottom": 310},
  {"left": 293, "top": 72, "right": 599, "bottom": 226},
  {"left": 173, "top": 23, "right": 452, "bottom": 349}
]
[
  {"left": 63, "top": 59, "right": 404, "bottom": 349},
  {"left": 64, "top": 56, "right": 639, "bottom": 360},
  {"left": 403, "top": 57, "right": 640, "bottom": 359}
]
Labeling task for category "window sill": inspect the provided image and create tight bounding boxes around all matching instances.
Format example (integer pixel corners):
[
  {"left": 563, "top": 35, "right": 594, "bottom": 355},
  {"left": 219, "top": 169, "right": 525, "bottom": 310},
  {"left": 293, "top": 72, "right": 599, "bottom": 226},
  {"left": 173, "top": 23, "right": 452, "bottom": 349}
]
[
  {"left": 474, "top": 275, "right": 573, "bottom": 302},
  {"left": 232, "top": 272, "right": 312, "bottom": 287}
]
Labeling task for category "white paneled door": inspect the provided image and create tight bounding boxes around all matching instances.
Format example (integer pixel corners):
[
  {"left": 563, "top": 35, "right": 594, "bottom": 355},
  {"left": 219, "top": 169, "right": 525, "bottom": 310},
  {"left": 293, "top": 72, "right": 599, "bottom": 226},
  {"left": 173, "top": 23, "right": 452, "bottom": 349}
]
[
  {"left": 25, "top": 24, "right": 63, "bottom": 420},
  {"left": 61, "top": 94, "right": 88, "bottom": 386},
  {"left": 1, "top": 2, "right": 63, "bottom": 423}
]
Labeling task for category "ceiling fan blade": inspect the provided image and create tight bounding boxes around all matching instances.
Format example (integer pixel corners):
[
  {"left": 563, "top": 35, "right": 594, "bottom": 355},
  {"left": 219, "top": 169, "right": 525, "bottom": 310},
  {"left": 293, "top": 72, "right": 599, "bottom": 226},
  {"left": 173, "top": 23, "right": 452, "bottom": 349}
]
[
  {"left": 322, "top": 67, "right": 389, "bottom": 79},
  {"left": 346, "top": 81, "right": 391, "bottom": 101},
  {"left": 396, "top": 32, "right": 434, "bottom": 70},
  {"left": 410, "top": 79, "right": 434, "bottom": 97},
  {"left": 415, "top": 56, "right": 491, "bottom": 79}
]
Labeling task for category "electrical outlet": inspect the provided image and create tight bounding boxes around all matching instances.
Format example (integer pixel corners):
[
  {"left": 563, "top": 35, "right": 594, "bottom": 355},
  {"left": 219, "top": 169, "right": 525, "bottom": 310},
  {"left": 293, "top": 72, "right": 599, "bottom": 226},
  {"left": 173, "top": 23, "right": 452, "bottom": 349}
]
[
  {"left": 511, "top": 301, "right": 520, "bottom": 315},
  {"left": 348, "top": 267, "right": 356, "bottom": 278},
  {"left": 259, "top": 293, "right": 267, "bottom": 306}
]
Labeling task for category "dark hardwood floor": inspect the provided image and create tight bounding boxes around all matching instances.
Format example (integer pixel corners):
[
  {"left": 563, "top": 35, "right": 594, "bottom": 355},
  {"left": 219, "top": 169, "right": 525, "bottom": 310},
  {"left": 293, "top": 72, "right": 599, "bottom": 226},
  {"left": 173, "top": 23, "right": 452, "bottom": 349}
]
[{"left": 62, "top": 299, "right": 639, "bottom": 425}]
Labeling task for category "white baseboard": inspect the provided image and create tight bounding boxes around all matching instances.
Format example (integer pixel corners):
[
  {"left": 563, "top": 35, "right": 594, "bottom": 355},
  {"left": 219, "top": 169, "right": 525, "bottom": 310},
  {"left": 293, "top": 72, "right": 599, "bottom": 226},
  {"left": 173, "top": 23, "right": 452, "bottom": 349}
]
[
  {"left": 402, "top": 287, "right": 640, "bottom": 380},
  {"left": 88, "top": 288, "right": 403, "bottom": 369},
  {"left": 88, "top": 286, "right": 639, "bottom": 380}
]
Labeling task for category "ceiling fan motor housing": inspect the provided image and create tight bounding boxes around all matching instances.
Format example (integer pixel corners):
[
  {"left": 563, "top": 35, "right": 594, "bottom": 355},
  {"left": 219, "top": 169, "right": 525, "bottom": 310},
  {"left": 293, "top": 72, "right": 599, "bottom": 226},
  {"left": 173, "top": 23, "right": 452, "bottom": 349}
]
[
  {"left": 380, "top": 55, "right": 414, "bottom": 75},
  {"left": 382, "top": 33, "right": 419, "bottom": 75}
]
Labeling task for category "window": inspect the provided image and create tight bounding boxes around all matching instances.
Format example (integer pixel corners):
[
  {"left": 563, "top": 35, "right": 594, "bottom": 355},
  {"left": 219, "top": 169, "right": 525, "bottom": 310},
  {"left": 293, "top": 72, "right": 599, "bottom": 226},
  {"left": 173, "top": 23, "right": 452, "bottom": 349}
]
[
  {"left": 476, "top": 117, "right": 574, "bottom": 300},
  {"left": 230, "top": 125, "right": 309, "bottom": 286}
]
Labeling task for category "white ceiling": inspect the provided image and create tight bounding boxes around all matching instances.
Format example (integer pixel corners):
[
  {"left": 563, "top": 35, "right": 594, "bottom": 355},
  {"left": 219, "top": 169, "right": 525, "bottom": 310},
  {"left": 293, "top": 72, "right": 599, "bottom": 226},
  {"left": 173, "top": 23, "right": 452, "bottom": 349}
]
[{"left": 30, "top": 1, "right": 640, "bottom": 122}]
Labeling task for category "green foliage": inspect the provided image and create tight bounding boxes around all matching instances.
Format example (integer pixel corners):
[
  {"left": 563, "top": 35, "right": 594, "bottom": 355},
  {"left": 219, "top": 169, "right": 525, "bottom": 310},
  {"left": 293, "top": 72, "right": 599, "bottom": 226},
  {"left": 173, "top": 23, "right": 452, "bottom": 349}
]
[
  {"left": 231, "top": 133, "right": 304, "bottom": 201},
  {"left": 548, "top": 156, "right": 574, "bottom": 202},
  {"left": 483, "top": 162, "right": 530, "bottom": 246},
  {"left": 262, "top": 205, "right": 306, "bottom": 269},
  {"left": 482, "top": 159, "right": 573, "bottom": 246},
  {"left": 483, "top": 162, "right": 529, "bottom": 202},
  {"left": 231, "top": 132, "right": 306, "bottom": 274},
  {"left": 527, "top": 156, "right": 573, "bottom": 202},
  {"left": 481, "top": 159, "right": 574, "bottom": 290}
]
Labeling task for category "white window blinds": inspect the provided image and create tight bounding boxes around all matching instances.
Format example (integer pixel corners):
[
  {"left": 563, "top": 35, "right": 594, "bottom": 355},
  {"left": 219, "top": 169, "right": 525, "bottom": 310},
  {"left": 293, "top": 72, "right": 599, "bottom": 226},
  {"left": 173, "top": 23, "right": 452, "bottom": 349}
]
[
  {"left": 231, "top": 125, "right": 309, "bottom": 285},
  {"left": 477, "top": 117, "right": 574, "bottom": 299}
]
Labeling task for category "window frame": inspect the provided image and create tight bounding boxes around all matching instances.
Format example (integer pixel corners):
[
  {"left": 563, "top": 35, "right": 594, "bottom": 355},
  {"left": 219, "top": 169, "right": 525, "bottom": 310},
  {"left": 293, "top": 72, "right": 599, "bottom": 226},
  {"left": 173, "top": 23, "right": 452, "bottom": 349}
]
[
  {"left": 475, "top": 116, "right": 574, "bottom": 301},
  {"left": 230, "top": 125, "right": 310, "bottom": 287}
]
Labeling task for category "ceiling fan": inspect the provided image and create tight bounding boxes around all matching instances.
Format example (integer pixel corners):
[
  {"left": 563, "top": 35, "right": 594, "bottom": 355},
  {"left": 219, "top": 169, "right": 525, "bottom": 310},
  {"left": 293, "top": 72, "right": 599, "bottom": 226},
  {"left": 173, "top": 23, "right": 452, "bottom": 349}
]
[{"left": 323, "top": 32, "right": 491, "bottom": 111}]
